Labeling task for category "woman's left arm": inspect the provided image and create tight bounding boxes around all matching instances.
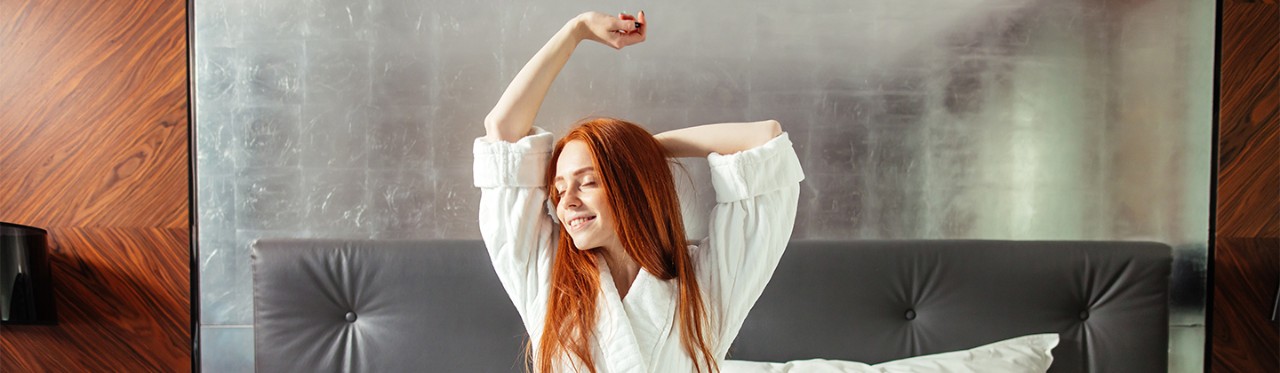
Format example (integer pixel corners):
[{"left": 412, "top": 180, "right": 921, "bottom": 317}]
[
  {"left": 653, "top": 120, "right": 782, "bottom": 157},
  {"left": 684, "top": 120, "right": 803, "bottom": 355}
]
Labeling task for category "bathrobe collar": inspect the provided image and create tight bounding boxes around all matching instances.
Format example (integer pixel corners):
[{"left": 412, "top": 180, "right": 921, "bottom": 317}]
[{"left": 593, "top": 254, "right": 676, "bottom": 373}]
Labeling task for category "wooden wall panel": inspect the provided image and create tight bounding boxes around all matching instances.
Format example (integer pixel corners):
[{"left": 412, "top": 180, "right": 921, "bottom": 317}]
[
  {"left": 1213, "top": 0, "right": 1280, "bottom": 371},
  {"left": 0, "top": 1, "right": 188, "bottom": 228},
  {"left": 0, "top": 0, "right": 190, "bottom": 372},
  {"left": 1217, "top": 1, "right": 1280, "bottom": 239},
  {"left": 1212, "top": 238, "right": 1280, "bottom": 372},
  {"left": 0, "top": 229, "right": 190, "bottom": 371}
]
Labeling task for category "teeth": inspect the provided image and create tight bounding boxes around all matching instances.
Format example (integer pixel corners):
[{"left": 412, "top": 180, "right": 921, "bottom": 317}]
[{"left": 569, "top": 216, "right": 592, "bottom": 228}]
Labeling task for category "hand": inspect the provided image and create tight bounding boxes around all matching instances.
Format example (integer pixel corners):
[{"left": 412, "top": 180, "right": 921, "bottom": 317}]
[{"left": 573, "top": 11, "right": 646, "bottom": 49}]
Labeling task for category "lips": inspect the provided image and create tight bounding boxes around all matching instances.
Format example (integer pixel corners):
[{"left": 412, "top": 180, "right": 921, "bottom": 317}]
[{"left": 568, "top": 215, "right": 596, "bottom": 231}]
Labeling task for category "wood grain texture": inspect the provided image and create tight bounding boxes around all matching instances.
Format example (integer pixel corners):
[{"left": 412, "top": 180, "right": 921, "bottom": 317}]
[
  {"left": 0, "top": 0, "right": 189, "bottom": 229},
  {"left": 1217, "top": 1, "right": 1280, "bottom": 238},
  {"left": 1, "top": 228, "right": 191, "bottom": 372},
  {"left": 1213, "top": 1, "right": 1280, "bottom": 371},
  {"left": 1211, "top": 238, "right": 1280, "bottom": 372},
  {"left": 0, "top": 0, "right": 190, "bottom": 371}
]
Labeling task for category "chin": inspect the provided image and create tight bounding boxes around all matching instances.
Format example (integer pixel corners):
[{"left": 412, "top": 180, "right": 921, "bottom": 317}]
[{"left": 569, "top": 236, "right": 597, "bottom": 250}]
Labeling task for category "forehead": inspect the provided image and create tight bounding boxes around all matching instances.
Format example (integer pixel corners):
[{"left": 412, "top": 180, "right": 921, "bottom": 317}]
[{"left": 555, "top": 140, "right": 594, "bottom": 178}]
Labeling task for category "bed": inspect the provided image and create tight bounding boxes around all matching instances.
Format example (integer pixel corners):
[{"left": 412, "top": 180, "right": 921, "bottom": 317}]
[{"left": 250, "top": 239, "right": 1170, "bottom": 372}]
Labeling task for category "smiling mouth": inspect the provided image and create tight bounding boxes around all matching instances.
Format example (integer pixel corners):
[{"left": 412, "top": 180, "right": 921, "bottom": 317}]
[{"left": 568, "top": 216, "right": 596, "bottom": 231}]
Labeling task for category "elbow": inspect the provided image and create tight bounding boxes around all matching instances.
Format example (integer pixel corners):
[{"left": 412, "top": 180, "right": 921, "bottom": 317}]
[
  {"left": 483, "top": 114, "right": 500, "bottom": 137},
  {"left": 764, "top": 119, "right": 782, "bottom": 139},
  {"left": 740, "top": 120, "right": 782, "bottom": 152},
  {"left": 483, "top": 115, "right": 509, "bottom": 142}
]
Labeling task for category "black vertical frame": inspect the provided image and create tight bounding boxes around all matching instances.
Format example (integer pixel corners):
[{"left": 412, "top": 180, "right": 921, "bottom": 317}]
[
  {"left": 1204, "top": 0, "right": 1222, "bottom": 371},
  {"left": 186, "top": 0, "right": 202, "bottom": 370}
]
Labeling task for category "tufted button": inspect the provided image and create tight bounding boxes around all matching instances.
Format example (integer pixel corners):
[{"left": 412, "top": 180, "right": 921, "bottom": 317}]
[
  {"left": 1078, "top": 310, "right": 1089, "bottom": 321},
  {"left": 905, "top": 309, "right": 917, "bottom": 320},
  {"left": 345, "top": 311, "right": 357, "bottom": 322}
]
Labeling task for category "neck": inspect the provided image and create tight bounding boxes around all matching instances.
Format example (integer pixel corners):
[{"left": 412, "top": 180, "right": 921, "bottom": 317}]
[{"left": 601, "top": 244, "right": 640, "bottom": 297}]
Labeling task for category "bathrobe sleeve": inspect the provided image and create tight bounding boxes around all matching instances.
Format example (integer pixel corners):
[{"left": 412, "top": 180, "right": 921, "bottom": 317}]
[
  {"left": 473, "top": 128, "right": 557, "bottom": 332},
  {"left": 693, "top": 132, "right": 805, "bottom": 356}
]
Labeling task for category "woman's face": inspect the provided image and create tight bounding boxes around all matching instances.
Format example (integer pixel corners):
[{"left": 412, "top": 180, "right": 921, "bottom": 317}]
[{"left": 554, "top": 140, "right": 620, "bottom": 251}]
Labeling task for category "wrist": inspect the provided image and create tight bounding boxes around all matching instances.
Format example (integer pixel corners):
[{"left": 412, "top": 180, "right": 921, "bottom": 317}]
[
  {"left": 566, "top": 15, "right": 589, "bottom": 43},
  {"left": 653, "top": 133, "right": 670, "bottom": 150}
]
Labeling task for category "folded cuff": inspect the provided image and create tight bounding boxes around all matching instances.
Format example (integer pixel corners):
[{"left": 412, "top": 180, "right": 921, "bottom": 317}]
[
  {"left": 473, "top": 127, "right": 554, "bottom": 188},
  {"left": 706, "top": 132, "right": 806, "bottom": 203}
]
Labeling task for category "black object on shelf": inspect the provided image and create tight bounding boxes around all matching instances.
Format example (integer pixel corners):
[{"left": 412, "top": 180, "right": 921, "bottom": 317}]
[{"left": 1, "top": 222, "right": 57, "bottom": 325}]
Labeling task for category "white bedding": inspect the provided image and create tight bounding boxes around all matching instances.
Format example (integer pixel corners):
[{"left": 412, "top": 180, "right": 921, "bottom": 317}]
[{"left": 722, "top": 334, "right": 1059, "bottom": 373}]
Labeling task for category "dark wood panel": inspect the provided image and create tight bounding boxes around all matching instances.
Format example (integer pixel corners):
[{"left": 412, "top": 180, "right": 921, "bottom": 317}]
[
  {"left": 0, "top": 0, "right": 191, "bottom": 371},
  {"left": 1213, "top": 1, "right": 1280, "bottom": 371},
  {"left": 1211, "top": 238, "right": 1280, "bottom": 372},
  {"left": 0, "top": 0, "right": 189, "bottom": 229},
  {"left": 0, "top": 228, "right": 191, "bottom": 372},
  {"left": 1217, "top": 1, "right": 1280, "bottom": 238}
]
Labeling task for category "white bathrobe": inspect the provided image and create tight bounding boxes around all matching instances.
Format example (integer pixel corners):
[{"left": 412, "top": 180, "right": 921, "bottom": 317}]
[{"left": 474, "top": 128, "right": 804, "bottom": 373}]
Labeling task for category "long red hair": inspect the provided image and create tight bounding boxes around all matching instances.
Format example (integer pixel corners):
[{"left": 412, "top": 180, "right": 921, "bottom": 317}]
[{"left": 534, "top": 118, "right": 717, "bottom": 373}]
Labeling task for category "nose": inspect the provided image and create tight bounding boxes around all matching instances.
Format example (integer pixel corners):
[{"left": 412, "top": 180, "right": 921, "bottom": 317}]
[{"left": 560, "top": 188, "right": 581, "bottom": 209}]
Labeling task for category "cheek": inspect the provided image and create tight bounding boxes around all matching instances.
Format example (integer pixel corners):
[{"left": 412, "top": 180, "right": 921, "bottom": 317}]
[
  {"left": 584, "top": 195, "right": 611, "bottom": 222},
  {"left": 596, "top": 210, "right": 613, "bottom": 227},
  {"left": 582, "top": 190, "right": 604, "bottom": 207}
]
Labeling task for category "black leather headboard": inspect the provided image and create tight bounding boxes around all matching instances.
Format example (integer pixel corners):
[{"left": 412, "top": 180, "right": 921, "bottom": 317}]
[
  {"left": 251, "top": 240, "right": 526, "bottom": 372},
  {"left": 729, "top": 240, "right": 1171, "bottom": 372},
  {"left": 251, "top": 239, "right": 1170, "bottom": 372}
]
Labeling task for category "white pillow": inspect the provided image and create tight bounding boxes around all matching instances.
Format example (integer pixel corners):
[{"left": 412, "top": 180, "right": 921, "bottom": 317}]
[{"left": 722, "top": 333, "right": 1059, "bottom": 373}]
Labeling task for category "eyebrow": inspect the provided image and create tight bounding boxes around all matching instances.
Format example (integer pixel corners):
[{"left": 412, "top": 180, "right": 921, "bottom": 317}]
[{"left": 553, "top": 167, "right": 596, "bottom": 183}]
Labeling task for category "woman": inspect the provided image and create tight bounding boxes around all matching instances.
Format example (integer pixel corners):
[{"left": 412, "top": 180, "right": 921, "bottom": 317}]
[{"left": 475, "top": 11, "right": 804, "bottom": 373}]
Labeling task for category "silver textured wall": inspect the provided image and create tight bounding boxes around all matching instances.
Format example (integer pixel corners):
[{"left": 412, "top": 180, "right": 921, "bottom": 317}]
[{"left": 194, "top": 0, "right": 1214, "bottom": 371}]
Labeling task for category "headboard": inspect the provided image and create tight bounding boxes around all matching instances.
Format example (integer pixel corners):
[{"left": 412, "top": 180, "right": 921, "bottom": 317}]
[{"left": 251, "top": 240, "right": 1170, "bottom": 372}]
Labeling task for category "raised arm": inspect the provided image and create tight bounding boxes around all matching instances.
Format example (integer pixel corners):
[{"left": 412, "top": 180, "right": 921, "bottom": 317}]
[
  {"left": 484, "top": 11, "right": 647, "bottom": 142},
  {"left": 653, "top": 120, "right": 783, "bottom": 158}
]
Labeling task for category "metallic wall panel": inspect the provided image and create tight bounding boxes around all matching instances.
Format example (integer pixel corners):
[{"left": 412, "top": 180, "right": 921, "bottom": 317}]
[
  {"left": 199, "top": 326, "right": 254, "bottom": 372},
  {"left": 194, "top": 0, "right": 1213, "bottom": 371}
]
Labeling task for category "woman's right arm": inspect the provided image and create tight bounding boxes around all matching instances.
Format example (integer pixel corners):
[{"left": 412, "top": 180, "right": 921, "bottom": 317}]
[
  {"left": 476, "top": 11, "right": 646, "bottom": 327},
  {"left": 484, "top": 11, "right": 646, "bottom": 142}
]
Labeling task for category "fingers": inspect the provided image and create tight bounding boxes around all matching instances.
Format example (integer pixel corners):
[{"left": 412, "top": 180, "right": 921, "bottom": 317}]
[
  {"left": 613, "top": 19, "right": 636, "bottom": 33},
  {"left": 601, "top": 11, "right": 646, "bottom": 49},
  {"left": 612, "top": 14, "right": 639, "bottom": 36},
  {"left": 636, "top": 11, "right": 645, "bottom": 38}
]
